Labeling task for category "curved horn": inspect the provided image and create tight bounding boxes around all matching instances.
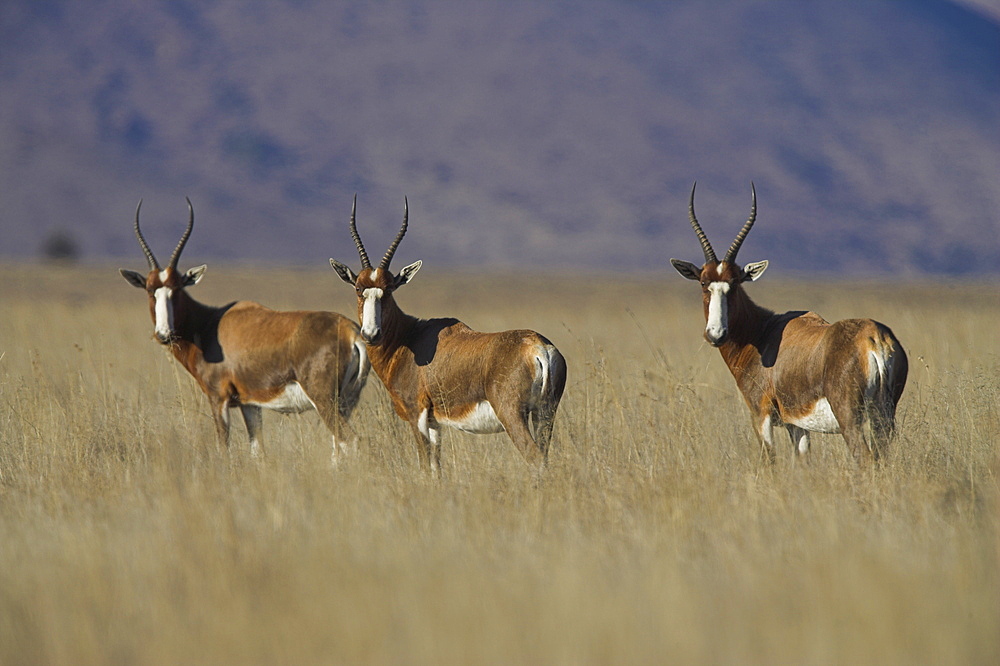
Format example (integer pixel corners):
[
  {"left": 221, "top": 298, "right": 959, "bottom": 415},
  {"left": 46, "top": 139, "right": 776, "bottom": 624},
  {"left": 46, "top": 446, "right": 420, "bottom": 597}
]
[
  {"left": 723, "top": 182, "right": 757, "bottom": 264},
  {"left": 378, "top": 196, "right": 408, "bottom": 271},
  {"left": 167, "top": 197, "right": 195, "bottom": 269},
  {"left": 349, "top": 194, "right": 372, "bottom": 269},
  {"left": 688, "top": 182, "right": 717, "bottom": 264},
  {"left": 133, "top": 199, "right": 160, "bottom": 271}
]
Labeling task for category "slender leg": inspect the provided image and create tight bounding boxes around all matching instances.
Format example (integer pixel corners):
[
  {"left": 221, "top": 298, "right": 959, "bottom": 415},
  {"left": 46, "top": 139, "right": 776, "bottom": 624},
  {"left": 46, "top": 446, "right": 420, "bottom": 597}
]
[
  {"left": 864, "top": 396, "right": 898, "bottom": 462},
  {"left": 240, "top": 405, "right": 264, "bottom": 458},
  {"left": 210, "top": 399, "right": 231, "bottom": 450},
  {"left": 530, "top": 406, "right": 557, "bottom": 463},
  {"left": 412, "top": 409, "right": 435, "bottom": 473},
  {"left": 496, "top": 405, "right": 546, "bottom": 468},
  {"left": 428, "top": 424, "right": 442, "bottom": 476},
  {"left": 757, "top": 414, "right": 777, "bottom": 464},
  {"left": 785, "top": 424, "right": 810, "bottom": 458},
  {"left": 829, "top": 395, "right": 874, "bottom": 465},
  {"left": 306, "top": 389, "right": 355, "bottom": 466},
  {"left": 843, "top": 424, "right": 874, "bottom": 464},
  {"left": 415, "top": 408, "right": 443, "bottom": 476}
]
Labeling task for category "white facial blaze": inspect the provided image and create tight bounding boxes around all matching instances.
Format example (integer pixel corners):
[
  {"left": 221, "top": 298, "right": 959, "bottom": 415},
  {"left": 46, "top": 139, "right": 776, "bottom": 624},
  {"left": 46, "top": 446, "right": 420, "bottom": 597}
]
[
  {"left": 705, "top": 281, "right": 730, "bottom": 342},
  {"left": 153, "top": 286, "right": 174, "bottom": 341},
  {"left": 361, "top": 287, "right": 384, "bottom": 340}
]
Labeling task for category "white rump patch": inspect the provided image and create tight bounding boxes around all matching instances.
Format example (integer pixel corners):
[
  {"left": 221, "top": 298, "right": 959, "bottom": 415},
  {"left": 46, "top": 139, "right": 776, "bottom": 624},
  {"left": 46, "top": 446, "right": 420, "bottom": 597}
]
[
  {"left": 532, "top": 348, "right": 551, "bottom": 399},
  {"left": 787, "top": 398, "right": 841, "bottom": 434},
  {"left": 249, "top": 382, "right": 317, "bottom": 414},
  {"left": 341, "top": 339, "right": 369, "bottom": 397},
  {"left": 437, "top": 401, "right": 505, "bottom": 435},
  {"left": 867, "top": 349, "right": 887, "bottom": 386}
]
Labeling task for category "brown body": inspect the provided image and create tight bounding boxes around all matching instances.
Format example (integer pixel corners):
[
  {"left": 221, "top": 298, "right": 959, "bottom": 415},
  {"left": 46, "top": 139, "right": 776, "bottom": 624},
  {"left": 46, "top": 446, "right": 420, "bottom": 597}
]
[
  {"left": 672, "top": 184, "right": 907, "bottom": 463},
  {"left": 331, "top": 198, "right": 566, "bottom": 473},
  {"left": 121, "top": 200, "right": 369, "bottom": 458}
]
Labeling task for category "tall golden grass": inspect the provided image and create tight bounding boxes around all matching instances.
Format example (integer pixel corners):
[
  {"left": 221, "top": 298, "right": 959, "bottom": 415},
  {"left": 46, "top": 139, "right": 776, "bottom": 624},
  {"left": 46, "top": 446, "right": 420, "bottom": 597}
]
[{"left": 1, "top": 263, "right": 997, "bottom": 665}]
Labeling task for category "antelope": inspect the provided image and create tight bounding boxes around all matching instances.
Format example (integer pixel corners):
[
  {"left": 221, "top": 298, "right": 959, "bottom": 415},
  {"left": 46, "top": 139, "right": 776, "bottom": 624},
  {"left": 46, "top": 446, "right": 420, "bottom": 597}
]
[
  {"left": 329, "top": 197, "right": 567, "bottom": 474},
  {"left": 670, "top": 183, "right": 908, "bottom": 464},
  {"left": 120, "top": 198, "right": 370, "bottom": 460}
]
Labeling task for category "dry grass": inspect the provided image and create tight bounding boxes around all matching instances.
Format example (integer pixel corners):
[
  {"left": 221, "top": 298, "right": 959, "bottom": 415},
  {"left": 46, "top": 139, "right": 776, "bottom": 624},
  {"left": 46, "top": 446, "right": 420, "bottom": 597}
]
[{"left": 1, "top": 263, "right": 997, "bottom": 665}]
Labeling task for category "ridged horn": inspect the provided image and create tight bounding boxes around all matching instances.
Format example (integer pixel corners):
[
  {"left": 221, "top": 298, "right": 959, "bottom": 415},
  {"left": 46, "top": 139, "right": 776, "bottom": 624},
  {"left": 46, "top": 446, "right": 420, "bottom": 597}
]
[
  {"left": 349, "top": 194, "right": 372, "bottom": 269},
  {"left": 167, "top": 197, "right": 195, "bottom": 269},
  {"left": 379, "top": 197, "right": 408, "bottom": 271},
  {"left": 688, "top": 182, "right": 717, "bottom": 264},
  {"left": 723, "top": 182, "right": 757, "bottom": 264},
  {"left": 133, "top": 199, "right": 160, "bottom": 271}
]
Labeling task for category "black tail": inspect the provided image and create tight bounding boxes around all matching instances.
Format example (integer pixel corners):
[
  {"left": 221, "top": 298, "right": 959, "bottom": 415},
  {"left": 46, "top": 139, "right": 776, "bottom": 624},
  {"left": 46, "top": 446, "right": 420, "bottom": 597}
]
[
  {"left": 530, "top": 345, "right": 567, "bottom": 460},
  {"left": 865, "top": 327, "right": 908, "bottom": 459}
]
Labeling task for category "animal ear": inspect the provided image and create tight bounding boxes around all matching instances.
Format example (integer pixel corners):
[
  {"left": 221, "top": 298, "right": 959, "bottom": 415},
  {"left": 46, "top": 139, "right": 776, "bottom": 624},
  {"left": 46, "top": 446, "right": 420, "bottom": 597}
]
[
  {"left": 742, "top": 260, "right": 768, "bottom": 282},
  {"left": 394, "top": 260, "right": 422, "bottom": 288},
  {"left": 670, "top": 259, "right": 701, "bottom": 281},
  {"left": 330, "top": 259, "right": 358, "bottom": 285},
  {"left": 120, "top": 268, "right": 148, "bottom": 289},
  {"left": 184, "top": 264, "right": 207, "bottom": 286}
]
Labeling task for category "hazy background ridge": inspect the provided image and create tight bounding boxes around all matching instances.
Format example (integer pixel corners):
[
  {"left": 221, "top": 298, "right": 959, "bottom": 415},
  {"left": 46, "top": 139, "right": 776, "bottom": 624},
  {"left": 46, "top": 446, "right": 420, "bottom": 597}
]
[{"left": 1, "top": 0, "right": 998, "bottom": 275}]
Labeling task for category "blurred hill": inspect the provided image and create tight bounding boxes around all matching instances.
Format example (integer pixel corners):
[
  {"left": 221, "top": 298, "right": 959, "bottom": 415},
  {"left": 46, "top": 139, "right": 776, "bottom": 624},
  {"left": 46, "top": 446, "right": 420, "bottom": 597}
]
[{"left": 1, "top": 0, "right": 997, "bottom": 275}]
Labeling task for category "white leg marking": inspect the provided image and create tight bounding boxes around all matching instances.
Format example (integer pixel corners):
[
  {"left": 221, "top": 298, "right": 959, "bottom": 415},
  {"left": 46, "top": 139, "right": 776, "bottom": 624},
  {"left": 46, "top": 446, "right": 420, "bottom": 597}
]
[
  {"left": 417, "top": 408, "right": 442, "bottom": 475},
  {"left": 787, "top": 425, "right": 810, "bottom": 455},
  {"left": 330, "top": 430, "right": 358, "bottom": 468},
  {"left": 705, "top": 282, "right": 730, "bottom": 343},
  {"left": 760, "top": 415, "right": 774, "bottom": 450},
  {"left": 330, "top": 434, "right": 344, "bottom": 468},
  {"left": 361, "top": 287, "right": 383, "bottom": 340},
  {"left": 428, "top": 426, "right": 440, "bottom": 474},
  {"left": 418, "top": 408, "right": 430, "bottom": 439}
]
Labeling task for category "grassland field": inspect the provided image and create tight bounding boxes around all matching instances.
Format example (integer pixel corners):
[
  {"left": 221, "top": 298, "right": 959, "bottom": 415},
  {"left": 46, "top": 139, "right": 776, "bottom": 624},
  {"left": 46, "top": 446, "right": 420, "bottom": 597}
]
[{"left": 1, "top": 262, "right": 997, "bottom": 665}]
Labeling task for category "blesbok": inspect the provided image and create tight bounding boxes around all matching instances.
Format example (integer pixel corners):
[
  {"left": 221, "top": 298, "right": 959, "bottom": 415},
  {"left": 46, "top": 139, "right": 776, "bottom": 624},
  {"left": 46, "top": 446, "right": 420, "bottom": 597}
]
[
  {"left": 329, "top": 197, "right": 567, "bottom": 474},
  {"left": 120, "top": 198, "right": 370, "bottom": 460},
  {"left": 670, "top": 183, "right": 908, "bottom": 464}
]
